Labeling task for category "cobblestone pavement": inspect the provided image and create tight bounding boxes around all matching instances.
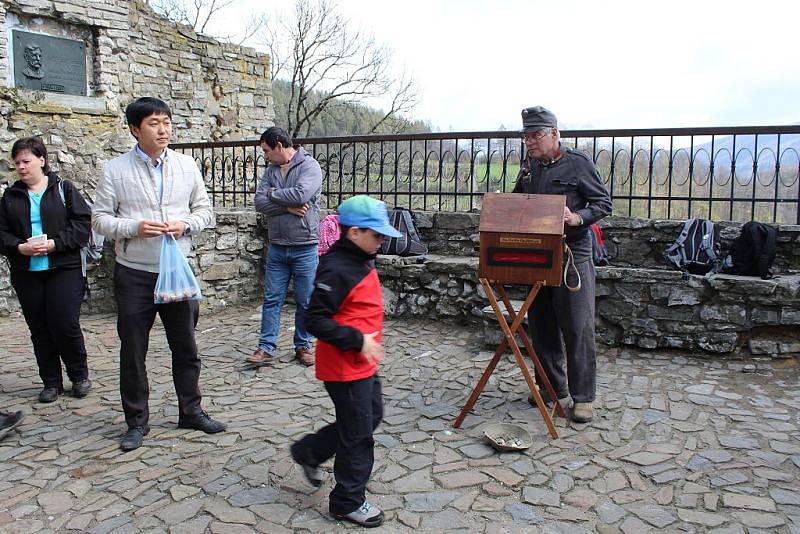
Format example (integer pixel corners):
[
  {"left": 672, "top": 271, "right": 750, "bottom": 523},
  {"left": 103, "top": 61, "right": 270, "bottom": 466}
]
[{"left": 1, "top": 305, "right": 799, "bottom": 534}]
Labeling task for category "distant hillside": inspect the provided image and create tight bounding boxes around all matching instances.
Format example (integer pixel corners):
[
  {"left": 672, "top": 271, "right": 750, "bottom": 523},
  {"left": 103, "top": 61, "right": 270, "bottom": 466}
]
[{"left": 271, "top": 80, "right": 432, "bottom": 138}]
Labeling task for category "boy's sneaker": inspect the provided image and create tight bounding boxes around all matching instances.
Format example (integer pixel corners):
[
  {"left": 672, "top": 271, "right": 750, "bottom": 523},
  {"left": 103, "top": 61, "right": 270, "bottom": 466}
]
[
  {"left": 333, "top": 501, "right": 384, "bottom": 528},
  {"left": 289, "top": 443, "right": 323, "bottom": 487}
]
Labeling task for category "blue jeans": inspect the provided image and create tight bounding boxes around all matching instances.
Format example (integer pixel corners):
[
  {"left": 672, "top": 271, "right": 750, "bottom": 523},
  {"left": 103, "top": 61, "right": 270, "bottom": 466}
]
[{"left": 259, "top": 243, "right": 318, "bottom": 354}]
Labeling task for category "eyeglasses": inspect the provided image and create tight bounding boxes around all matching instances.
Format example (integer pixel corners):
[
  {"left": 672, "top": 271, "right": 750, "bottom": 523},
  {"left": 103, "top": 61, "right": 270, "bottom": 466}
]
[{"left": 522, "top": 128, "right": 552, "bottom": 142}]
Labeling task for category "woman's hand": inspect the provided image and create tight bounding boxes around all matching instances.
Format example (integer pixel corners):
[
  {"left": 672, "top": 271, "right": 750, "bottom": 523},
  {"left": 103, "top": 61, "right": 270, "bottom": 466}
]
[
  {"left": 17, "top": 242, "right": 35, "bottom": 256},
  {"left": 17, "top": 239, "right": 52, "bottom": 256}
]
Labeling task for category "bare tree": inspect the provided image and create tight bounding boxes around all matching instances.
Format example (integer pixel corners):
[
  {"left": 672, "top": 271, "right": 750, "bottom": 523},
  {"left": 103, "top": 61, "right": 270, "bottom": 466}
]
[
  {"left": 147, "top": 0, "right": 265, "bottom": 45},
  {"left": 262, "top": 0, "right": 418, "bottom": 138}
]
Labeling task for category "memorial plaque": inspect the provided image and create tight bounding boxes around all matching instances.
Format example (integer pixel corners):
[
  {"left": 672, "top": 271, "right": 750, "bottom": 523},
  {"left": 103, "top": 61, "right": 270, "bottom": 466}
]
[{"left": 13, "top": 30, "right": 87, "bottom": 96}]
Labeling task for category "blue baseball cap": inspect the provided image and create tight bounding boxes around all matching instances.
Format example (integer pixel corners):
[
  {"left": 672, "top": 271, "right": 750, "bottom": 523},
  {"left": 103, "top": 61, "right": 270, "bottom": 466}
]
[{"left": 337, "top": 195, "right": 402, "bottom": 238}]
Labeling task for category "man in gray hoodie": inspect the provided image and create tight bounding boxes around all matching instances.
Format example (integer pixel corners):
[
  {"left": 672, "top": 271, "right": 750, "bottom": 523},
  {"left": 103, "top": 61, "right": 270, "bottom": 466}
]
[
  {"left": 247, "top": 127, "right": 322, "bottom": 367},
  {"left": 93, "top": 97, "right": 225, "bottom": 451}
]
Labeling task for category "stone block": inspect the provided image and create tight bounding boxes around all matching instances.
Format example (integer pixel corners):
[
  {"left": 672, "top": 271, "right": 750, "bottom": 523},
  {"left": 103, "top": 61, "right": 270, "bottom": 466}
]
[
  {"left": 647, "top": 304, "right": 693, "bottom": 322},
  {"left": 612, "top": 217, "right": 653, "bottom": 230},
  {"left": 697, "top": 333, "right": 738, "bottom": 353},
  {"left": 667, "top": 287, "right": 702, "bottom": 306},
  {"left": 751, "top": 308, "right": 780, "bottom": 324},
  {"left": 215, "top": 233, "right": 238, "bottom": 250},
  {"left": 699, "top": 304, "right": 747, "bottom": 326},
  {"left": 663, "top": 336, "right": 692, "bottom": 349},
  {"left": 202, "top": 262, "right": 239, "bottom": 281},
  {"left": 434, "top": 212, "right": 479, "bottom": 230},
  {"left": 649, "top": 284, "right": 671, "bottom": 299},
  {"left": 748, "top": 339, "right": 778, "bottom": 355},
  {"left": 781, "top": 308, "right": 800, "bottom": 324},
  {"left": 778, "top": 341, "right": 800, "bottom": 354}
]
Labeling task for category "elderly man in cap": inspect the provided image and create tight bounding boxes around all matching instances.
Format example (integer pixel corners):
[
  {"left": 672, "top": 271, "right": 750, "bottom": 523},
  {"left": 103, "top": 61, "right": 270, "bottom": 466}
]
[{"left": 512, "top": 106, "right": 612, "bottom": 423}]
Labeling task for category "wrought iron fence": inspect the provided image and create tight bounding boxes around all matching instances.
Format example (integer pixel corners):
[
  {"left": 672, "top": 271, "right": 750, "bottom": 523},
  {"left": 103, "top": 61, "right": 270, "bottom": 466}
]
[{"left": 172, "top": 125, "right": 800, "bottom": 224}]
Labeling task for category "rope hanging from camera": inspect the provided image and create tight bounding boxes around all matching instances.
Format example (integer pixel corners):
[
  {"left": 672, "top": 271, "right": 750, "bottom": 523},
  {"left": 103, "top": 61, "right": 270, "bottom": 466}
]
[{"left": 562, "top": 243, "right": 581, "bottom": 292}]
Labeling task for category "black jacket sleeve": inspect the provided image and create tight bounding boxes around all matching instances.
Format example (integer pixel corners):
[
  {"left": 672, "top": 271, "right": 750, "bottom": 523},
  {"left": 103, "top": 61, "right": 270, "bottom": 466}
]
[
  {"left": 304, "top": 262, "right": 365, "bottom": 352},
  {"left": 573, "top": 158, "right": 612, "bottom": 227},
  {"left": 54, "top": 179, "right": 91, "bottom": 253},
  {"left": 0, "top": 194, "right": 23, "bottom": 257}
]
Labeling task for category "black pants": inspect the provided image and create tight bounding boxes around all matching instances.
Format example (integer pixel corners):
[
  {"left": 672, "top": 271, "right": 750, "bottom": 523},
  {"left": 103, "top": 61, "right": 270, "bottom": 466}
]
[
  {"left": 527, "top": 260, "right": 597, "bottom": 403},
  {"left": 10, "top": 267, "right": 89, "bottom": 388},
  {"left": 293, "top": 374, "right": 383, "bottom": 515},
  {"left": 114, "top": 263, "right": 203, "bottom": 428}
]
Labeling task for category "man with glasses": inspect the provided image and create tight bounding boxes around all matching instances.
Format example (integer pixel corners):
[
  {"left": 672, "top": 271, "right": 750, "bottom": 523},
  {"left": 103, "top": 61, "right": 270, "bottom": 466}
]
[{"left": 513, "top": 106, "right": 612, "bottom": 424}]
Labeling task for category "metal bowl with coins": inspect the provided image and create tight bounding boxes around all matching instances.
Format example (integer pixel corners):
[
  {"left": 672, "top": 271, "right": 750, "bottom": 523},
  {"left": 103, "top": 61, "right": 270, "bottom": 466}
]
[{"left": 483, "top": 422, "right": 532, "bottom": 452}]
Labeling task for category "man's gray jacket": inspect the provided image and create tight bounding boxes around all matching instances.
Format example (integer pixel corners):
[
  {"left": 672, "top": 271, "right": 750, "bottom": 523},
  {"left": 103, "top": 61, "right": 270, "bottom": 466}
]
[
  {"left": 513, "top": 145, "right": 612, "bottom": 263},
  {"left": 92, "top": 148, "right": 214, "bottom": 273},
  {"left": 254, "top": 147, "right": 322, "bottom": 246}
]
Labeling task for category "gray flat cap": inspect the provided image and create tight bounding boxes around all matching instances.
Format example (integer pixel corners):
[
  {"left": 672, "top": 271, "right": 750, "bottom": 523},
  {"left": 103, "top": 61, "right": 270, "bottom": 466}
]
[{"left": 521, "top": 106, "right": 558, "bottom": 132}]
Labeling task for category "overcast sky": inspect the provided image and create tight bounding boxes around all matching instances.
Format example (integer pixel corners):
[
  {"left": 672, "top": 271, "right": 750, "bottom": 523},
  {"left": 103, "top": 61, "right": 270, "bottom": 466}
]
[{"left": 222, "top": 0, "right": 799, "bottom": 132}]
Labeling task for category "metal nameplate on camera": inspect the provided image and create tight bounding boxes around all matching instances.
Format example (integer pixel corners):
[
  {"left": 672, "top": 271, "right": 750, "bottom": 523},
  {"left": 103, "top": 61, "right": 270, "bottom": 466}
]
[{"left": 13, "top": 30, "right": 87, "bottom": 96}]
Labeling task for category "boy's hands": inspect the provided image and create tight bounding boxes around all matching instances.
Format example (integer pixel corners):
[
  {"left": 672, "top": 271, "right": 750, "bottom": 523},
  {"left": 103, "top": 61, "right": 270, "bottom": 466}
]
[{"left": 361, "top": 332, "right": 384, "bottom": 365}]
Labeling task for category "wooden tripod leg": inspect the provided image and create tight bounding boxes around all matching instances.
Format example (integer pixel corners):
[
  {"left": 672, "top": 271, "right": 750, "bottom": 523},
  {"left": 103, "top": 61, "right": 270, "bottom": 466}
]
[
  {"left": 454, "top": 279, "right": 526, "bottom": 428},
  {"left": 455, "top": 279, "right": 559, "bottom": 439},
  {"left": 484, "top": 280, "right": 558, "bottom": 439},
  {"left": 496, "top": 286, "right": 567, "bottom": 419},
  {"left": 453, "top": 338, "right": 508, "bottom": 428},
  {"left": 491, "top": 283, "right": 558, "bottom": 438}
]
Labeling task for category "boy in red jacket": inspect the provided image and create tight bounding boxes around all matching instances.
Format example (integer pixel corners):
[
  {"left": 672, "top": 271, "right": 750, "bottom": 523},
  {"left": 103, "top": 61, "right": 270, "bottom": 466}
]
[{"left": 290, "top": 195, "right": 401, "bottom": 528}]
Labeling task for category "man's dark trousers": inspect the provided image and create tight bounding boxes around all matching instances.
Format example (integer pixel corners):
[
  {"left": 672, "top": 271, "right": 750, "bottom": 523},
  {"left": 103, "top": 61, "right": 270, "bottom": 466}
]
[
  {"left": 114, "top": 262, "right": 202, "bottom": 428},
  {"left": 527, "top": 260, "right": 596, "bottom": 403},
  {"left": 293, "top": 374, "right": 383, "bottom": 514}
]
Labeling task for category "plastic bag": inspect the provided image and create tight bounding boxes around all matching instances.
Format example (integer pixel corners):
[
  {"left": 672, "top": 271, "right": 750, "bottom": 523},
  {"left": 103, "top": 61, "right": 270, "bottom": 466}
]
[{"left": 154, "top": 234, "right": 203, "bottom": 304}]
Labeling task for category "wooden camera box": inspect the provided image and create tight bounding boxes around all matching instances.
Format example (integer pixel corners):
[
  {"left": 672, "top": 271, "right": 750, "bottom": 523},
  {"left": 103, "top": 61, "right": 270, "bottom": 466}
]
[{"left": 479, "top": 193, "right": 566, "bottom": 286}]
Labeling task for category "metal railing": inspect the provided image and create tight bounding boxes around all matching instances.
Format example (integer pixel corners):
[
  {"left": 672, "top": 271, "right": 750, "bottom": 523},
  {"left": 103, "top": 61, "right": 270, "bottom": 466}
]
[{"left": 172, "top": 125, "right": 800, "bottom": 224}]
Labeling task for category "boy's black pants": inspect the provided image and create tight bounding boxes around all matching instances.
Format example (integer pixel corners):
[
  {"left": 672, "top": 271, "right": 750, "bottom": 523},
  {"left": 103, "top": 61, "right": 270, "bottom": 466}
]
[
  {"left": 293, "top": 374, "right": 383, "bottom": 515},
  {"left": 114, "top": 263, "right": 203, "bottom": 429},
  {"left": 10, "top": 267, "right": 89, "bottom": 388}
]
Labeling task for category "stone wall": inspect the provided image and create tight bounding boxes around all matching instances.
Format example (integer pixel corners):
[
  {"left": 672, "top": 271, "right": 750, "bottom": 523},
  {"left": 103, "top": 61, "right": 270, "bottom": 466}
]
[
  {"left": 412, "top": 212, "right": 800, "bottom": 273},
  {"left": 59, "top": 209, "right": 267, "bottom": 315},
  {"left": 0, "top": 0, "right": 275, "bottom": 315},
  {"left": 0, "top": 0, "right": 273, "bottom": 164},
  {"left": 2, "top": 208, "right": 798, "bottom": 358},
  {"left": 377, "top": 213, "right": 800, "bottom": 358},
  {"left": 595, "top": 267, "right": 800, "bottom": 357}
]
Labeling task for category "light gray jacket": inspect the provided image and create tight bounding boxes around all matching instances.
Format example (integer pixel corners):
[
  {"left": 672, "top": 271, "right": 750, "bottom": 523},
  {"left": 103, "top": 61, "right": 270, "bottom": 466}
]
[
  {"left": 92, "top": 148, "right": 214, "bottom": 273},
  {"left": 254, "top": 147, "right": 322, "bottom": 246}
]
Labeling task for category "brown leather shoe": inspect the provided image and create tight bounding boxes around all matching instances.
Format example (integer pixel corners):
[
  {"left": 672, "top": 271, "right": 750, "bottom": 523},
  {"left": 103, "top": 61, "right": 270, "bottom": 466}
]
[
  {"left": 246, "top": 348, "right": 274, "bottom": 365},
  {"left": 295, "top": 347, "right": 314, "bottom": 367}
]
